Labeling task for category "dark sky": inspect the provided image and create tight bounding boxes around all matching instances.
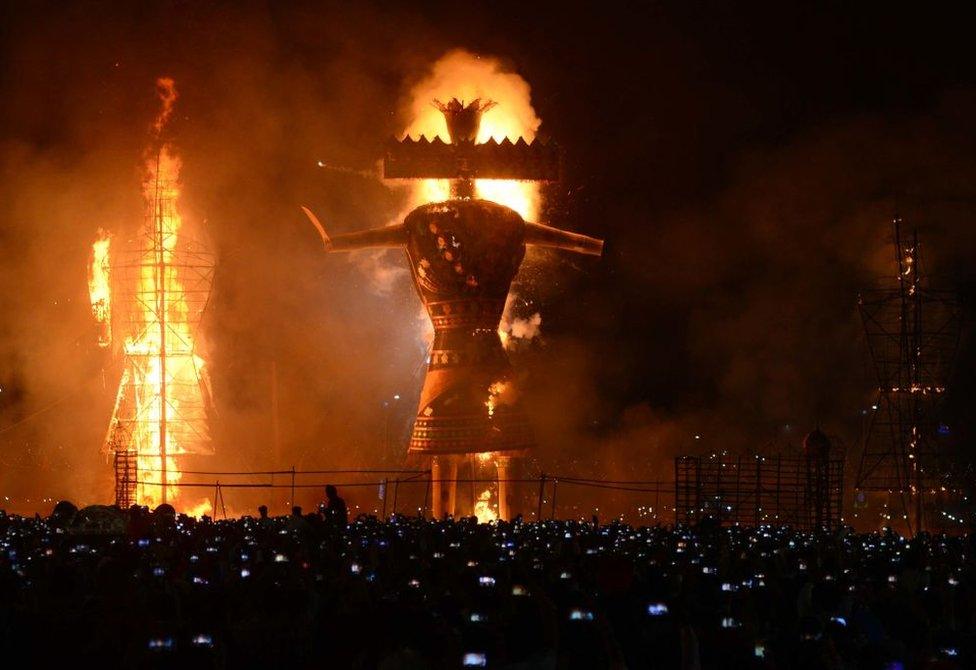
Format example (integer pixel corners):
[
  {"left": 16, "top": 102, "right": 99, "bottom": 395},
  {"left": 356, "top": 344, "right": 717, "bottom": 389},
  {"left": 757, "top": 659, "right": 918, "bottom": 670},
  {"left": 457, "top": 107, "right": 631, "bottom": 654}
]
[{"left": 1, "top": 1, "right": 975, "bottom": 503}]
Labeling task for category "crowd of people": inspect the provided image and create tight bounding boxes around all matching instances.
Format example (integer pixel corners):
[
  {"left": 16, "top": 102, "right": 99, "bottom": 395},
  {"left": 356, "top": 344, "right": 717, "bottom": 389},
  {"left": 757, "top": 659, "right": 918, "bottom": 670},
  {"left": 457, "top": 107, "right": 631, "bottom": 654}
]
[{"left": 0, "top": 491, "right": 973, "bottom": 669}]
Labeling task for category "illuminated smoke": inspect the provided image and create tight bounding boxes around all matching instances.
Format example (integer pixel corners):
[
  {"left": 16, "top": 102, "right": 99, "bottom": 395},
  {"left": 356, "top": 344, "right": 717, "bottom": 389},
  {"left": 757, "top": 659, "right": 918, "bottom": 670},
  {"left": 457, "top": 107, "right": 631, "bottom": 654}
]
[
  {"left": 350, "top": 248, "right": 410, "bottom": 296},
  {"left": 498, "top": 293, "right": 543, "bottom": 350},
  {"left": 151, "top": 77, "right": 178, "bottom": 136},
  {"left": 399, "top": 49, "right": 543, "bottom": 221}
]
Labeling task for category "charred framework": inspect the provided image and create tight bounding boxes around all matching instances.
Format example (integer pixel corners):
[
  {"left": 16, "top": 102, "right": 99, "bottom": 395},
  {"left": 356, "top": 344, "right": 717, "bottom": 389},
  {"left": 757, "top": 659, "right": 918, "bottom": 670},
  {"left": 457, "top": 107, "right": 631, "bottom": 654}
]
[
  {"left": 104, "top": 162, "right": 215, "bottom": 509},
  {"left": 855, "top": 218, "right": 962, "bottom": 533}
]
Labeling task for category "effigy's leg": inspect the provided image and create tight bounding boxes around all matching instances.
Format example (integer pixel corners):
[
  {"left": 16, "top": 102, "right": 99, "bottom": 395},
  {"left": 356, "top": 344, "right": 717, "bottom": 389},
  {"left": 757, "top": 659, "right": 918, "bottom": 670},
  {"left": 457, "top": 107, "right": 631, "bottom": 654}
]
[
  {"left": 446, "top": 457, "right": 459, "bottom": 518},
  {"left": 431, "top": 456, "right": 442, "bottom": 519},
  {"left": 496, "top": 455, "right": 511, "bottom": 520}
]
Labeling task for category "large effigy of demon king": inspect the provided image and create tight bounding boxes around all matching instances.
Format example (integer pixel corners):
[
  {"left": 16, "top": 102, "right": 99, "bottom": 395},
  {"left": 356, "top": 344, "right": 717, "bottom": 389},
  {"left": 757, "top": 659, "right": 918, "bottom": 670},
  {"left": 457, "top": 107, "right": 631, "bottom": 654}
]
[{"left": 302, "top": 98, "right": 602, "bottom": 518}]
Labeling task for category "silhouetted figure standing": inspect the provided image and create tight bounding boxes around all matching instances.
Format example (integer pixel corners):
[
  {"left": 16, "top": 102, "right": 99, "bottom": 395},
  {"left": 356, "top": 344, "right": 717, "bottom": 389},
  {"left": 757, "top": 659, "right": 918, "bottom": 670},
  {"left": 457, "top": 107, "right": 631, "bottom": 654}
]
[{"left": 323, "top": 484, "right": 348, "bottom": 527}]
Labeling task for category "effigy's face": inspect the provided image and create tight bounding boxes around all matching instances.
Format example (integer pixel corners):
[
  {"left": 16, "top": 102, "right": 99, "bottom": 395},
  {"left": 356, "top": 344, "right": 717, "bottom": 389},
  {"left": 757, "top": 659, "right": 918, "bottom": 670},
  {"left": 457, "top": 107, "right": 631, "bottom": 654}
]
[{"left": 403, "top": 199, "right": 533, "bottom": 456}]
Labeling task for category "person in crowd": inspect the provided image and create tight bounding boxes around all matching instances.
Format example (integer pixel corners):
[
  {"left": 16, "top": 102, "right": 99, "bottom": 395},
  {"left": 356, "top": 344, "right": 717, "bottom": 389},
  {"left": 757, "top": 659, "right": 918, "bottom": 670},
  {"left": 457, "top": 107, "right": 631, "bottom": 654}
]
[
  {"left": 0, "top": 501, "right": 971, "bottom": 669},
  {"left": 323, "top": 484, "right": 348, "bottom": 527}
]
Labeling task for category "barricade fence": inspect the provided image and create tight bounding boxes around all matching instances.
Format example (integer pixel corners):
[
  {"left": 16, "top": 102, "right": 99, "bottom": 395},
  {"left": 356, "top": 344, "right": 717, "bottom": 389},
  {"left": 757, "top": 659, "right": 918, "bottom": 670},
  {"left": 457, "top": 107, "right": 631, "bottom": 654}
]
[{"left": 134, "top": 467, "right": 676, "bottom": 524}]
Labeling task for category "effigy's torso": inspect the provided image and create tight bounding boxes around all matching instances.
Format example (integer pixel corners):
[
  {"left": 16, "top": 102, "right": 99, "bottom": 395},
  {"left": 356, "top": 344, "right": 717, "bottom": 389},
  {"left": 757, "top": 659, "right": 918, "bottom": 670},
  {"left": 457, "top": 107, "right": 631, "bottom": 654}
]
[{"left": 404, "top": 199, "right": 534, "bottom": 455}]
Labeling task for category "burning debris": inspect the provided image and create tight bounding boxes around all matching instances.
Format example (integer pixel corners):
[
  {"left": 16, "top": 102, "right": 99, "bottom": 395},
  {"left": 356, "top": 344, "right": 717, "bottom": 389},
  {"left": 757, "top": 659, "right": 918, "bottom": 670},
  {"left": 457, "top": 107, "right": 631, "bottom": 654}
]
[
  {"left": 473, "top": 487, "right": 497, "bottom": 523},
  {"left": 87, "top": 228, "right": 112, "bottom": 349},
  {"left": 486, "top": 381, "right": 511, "bottom": 419}
]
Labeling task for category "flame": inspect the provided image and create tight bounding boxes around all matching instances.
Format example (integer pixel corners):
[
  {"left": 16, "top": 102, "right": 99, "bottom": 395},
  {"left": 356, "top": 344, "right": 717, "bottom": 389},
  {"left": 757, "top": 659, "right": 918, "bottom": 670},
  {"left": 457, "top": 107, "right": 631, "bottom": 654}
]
[
  {"left": 152, "top": 77, "right": 178, "bottom": 135},
  {"left": 104, "top": 77, "right": 213, "bottom": 513},
  {"left": 486, "top": 381, "right": 509, "bottom": 419},
  {"left": 88, "top": 229, "right": 112, "bottom": 348},
  {"left": 128, "top": 144, "right": 188, "bottom": 506},
  {"left": 473, "top": 488, "right": 497, "bottom": 523},
  {"left": 185, "top": 498, "right": 213, "bottom": 519},
  {"left": 401, "top": 50, "right": 542, "bottom": 220}
]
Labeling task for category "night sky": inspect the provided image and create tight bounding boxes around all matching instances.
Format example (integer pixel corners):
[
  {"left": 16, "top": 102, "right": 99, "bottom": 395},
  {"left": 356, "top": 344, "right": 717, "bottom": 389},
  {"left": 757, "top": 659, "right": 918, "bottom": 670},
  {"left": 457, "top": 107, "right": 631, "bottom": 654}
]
[{"left": 1, "top": 1, "right": 975, "bottom": 503}]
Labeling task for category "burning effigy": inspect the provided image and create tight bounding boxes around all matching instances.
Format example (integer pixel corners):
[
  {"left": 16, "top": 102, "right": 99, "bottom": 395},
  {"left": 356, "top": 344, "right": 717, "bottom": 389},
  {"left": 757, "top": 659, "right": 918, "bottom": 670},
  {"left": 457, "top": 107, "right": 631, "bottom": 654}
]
[
  {"left": 90, "top": 78, "right": 215, "bottom": 514},
  {"left": 303, "top": 54, "right": 602, "bottom": 521}
]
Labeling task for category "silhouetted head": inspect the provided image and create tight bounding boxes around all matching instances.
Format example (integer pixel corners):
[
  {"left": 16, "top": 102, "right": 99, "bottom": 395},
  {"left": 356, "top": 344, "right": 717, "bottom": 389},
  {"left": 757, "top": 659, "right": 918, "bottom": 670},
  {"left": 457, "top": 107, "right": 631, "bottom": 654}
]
[
  {"left": 292, "top": 506, "right": 302, "bottom": 517},
  {"left": 258, "top": 505, "right": 268, "bottom": 519},
  {"left": 153, "top": 503, "right": 176, "bottom": 518},
  {"left": 325, "top": 485, "right": 338, "bottom": 499},
  {"left": 51, "top": 499, "right": 77, "bottom": 520}
]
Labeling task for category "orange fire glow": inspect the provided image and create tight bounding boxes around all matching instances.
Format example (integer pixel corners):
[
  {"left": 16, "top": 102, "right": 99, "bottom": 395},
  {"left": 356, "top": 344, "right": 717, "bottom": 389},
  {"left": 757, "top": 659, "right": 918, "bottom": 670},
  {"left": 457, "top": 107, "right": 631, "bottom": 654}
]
[
  {"left": 88, "top": 229, "right": 112, "bottom": 348},
  {"left": 185, "top": 498, "right": 214, "bottom": 519},
  {"left": 128, "top": 148, "right": 187, "bottom": 505},
  {"left": 101, "top": 77, "right": 213, "bottom": 513},
  {"left": 485, "top": 381, "right": 510, "bottom": 419},
  {"left": 473, "top": 487, "right": 498, "bottom": 524},
  {"left": 401, "top": 50, "right": 542, "bottom": 221}
]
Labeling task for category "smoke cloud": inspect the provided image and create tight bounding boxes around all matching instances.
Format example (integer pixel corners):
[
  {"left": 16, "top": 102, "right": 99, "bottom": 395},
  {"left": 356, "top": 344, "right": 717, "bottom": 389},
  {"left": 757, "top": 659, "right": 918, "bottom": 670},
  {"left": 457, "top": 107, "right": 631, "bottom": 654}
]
[{"left": 0, "top": 3, "right": 974, "bottom": 517}]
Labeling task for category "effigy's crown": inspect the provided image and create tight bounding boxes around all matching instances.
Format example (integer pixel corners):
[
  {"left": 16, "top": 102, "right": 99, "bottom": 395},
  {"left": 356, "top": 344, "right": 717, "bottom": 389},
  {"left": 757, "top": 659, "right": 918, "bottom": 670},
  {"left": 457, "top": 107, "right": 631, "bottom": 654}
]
[
  {"left": 432, "top": 98, "right": 497, "bottom": 143},
  {"left": 385, "top": 98, "right": 559, "bottom": 183}
]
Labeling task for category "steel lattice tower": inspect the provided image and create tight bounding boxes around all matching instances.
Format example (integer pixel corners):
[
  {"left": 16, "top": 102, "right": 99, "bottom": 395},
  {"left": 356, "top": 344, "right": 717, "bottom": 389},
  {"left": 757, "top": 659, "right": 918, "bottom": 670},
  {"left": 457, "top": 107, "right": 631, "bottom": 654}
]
[
  {"left": 855, "top": 217, "right": 962, "bottom": 532},
  {"left": 103, "top": 166, "right": 215, "bottom": 508}
]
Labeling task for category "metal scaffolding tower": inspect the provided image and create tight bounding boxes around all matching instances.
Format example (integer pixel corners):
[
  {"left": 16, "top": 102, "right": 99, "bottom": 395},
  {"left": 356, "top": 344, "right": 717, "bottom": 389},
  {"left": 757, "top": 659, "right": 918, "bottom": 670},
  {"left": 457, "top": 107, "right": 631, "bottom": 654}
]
[
  {"left": 103, "top": 166, "right": 215, "bottom": 508},
  {"left": 855, "top": 217, "right": 962, "bottom": 533}
]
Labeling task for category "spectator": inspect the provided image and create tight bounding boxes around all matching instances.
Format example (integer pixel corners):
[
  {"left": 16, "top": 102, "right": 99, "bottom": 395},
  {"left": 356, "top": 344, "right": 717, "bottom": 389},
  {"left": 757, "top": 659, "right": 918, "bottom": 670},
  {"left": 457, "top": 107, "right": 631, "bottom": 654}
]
[
  {"left": 323, "top": 484, "right": 348, "bottom": 527},
  {"left": 0, "top": 502, "right": 971, "bottom": 668}
]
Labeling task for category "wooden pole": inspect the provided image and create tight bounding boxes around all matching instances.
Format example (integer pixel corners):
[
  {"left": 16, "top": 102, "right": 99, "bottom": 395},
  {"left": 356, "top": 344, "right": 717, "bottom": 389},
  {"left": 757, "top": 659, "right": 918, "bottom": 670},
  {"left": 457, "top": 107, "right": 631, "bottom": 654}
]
[
  {"left": 290, "top": 466, "right": 296, "bottom": 512},
  {"left": 219, "top": 484, "right": 227, "bottom": 519},
  {"left": 550, "top": 479, "right": 558, "bottom": 519},
  {"left": 537, "top": 473, "right": 546, "bottom": 520}
]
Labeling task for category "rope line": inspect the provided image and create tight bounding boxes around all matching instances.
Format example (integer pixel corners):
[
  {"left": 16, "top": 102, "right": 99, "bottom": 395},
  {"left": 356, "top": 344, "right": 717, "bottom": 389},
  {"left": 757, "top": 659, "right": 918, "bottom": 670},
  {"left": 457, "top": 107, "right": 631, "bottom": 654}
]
[
  {"left": 0, "top": 391, "right": 78, "bottom": 435},
  {"left": 135, "top": 467, "right": 426, "bottom": 476},
  {"left": 138, "top": 477, "right": 674, "bottom": 491},
  {"left": 130, "top": 468, "right": 670, "bottom": 488}
]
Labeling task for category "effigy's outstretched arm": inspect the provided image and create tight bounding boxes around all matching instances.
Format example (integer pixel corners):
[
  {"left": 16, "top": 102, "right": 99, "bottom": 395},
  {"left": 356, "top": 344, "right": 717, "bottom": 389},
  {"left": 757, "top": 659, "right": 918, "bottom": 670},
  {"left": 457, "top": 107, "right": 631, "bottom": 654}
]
[
  {"left": 301, "top": 206, "right": 406, "bottom": 252},
  {"left": 524, "top": 221, "right": 604, "bottom": 256}
]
